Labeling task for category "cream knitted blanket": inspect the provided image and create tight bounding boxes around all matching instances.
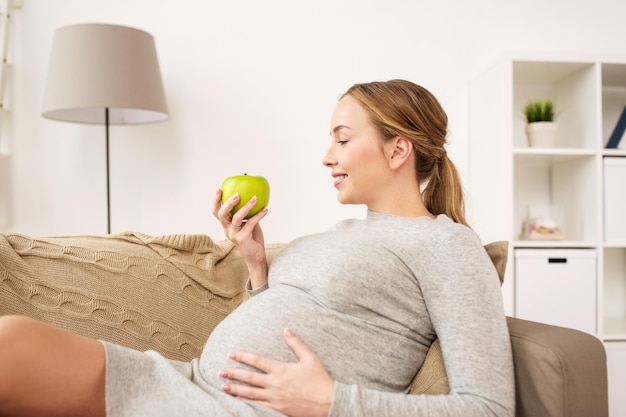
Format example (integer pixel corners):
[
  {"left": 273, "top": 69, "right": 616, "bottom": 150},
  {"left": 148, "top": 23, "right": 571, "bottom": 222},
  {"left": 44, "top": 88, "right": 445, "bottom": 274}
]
[{"left": 0, "top": 231, "right": 283, "bottom": 361}]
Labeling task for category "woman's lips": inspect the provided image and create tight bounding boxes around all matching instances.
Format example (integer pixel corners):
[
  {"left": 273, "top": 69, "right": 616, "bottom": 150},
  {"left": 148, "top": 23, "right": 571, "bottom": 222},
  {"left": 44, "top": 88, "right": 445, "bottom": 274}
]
[{"left": 332, "top": 173, "right": 347, "bottom": 188}]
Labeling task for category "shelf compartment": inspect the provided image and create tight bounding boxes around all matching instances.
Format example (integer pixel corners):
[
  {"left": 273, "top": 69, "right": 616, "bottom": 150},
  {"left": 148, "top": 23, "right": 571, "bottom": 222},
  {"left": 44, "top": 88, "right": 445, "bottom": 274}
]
[
  {"left": 601, "top": 63, "right": 626, "bottom": 149},
  {"left": 601, "top": 91, "right": 626, "bottom": 148},
  {"left": 513, "top": 61, "right": 599, "bottom": 150},
  {"left": 513, "top": 153, "right": 598, "bottom": 242},
  {"left": 604, "top": 157, "right": 626, "bottom": 242}
]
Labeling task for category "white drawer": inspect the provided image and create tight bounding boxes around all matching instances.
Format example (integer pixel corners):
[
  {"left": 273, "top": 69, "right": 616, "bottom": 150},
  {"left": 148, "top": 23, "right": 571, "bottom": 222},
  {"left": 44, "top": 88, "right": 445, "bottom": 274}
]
[{"left": 514, "top": 249, "right": 597, "bottom": 334}]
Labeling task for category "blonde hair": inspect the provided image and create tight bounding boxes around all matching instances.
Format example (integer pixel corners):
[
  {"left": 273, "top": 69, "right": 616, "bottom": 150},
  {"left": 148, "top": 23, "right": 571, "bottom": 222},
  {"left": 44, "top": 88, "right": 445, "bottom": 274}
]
[{"left": 342, "top": 79, "right": 469, "bottom": 227}]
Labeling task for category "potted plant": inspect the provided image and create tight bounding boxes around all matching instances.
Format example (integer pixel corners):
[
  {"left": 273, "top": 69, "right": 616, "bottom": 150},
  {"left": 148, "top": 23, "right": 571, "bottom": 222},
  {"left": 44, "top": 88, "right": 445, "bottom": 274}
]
[{"left": 522, "top": 99, "right": 558, "bottom": 148}]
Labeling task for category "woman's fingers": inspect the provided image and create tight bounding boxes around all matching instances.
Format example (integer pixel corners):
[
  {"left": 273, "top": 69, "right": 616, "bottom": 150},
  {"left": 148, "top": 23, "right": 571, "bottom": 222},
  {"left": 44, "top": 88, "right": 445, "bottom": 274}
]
[
  {"left": 214, "top": 189, "right": 264, "bottom": 228},
  {"left": 226, "top": 350, "right": 278, "bottom": 374},
  {"left": 219, "top": 353, "right": 275, "bottom": 399},
  {"left": 223, "top": 330, "right": 307, "bottom": 375},
  {"left": 211, "top": 188, "right": 223, "bottom": 218},
  {"left": 212, "top": 189, "right": 240, "bottom": 225},
  {"left": 282, "top": 328, "right": 315, "bottom": 363}
]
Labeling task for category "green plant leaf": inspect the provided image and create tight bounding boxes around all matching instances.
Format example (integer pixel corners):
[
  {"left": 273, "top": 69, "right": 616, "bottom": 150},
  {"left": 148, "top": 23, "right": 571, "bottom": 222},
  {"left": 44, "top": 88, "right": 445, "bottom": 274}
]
[{"left": 523, "top": 99, "right": 555, "bottom": 123}]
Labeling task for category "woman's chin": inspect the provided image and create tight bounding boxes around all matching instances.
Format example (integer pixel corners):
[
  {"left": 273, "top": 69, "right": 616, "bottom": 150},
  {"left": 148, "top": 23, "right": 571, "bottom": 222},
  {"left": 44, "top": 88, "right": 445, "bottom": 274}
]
[{"left": 336, "top": 194, "right": 357, "bottom": 205}]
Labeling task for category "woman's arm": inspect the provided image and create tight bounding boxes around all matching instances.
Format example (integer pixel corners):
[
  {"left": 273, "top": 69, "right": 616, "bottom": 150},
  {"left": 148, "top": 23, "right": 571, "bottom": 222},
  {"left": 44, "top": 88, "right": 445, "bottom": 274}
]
[{"left": 212, "top": 189, "right": 269, "bottom": 289}]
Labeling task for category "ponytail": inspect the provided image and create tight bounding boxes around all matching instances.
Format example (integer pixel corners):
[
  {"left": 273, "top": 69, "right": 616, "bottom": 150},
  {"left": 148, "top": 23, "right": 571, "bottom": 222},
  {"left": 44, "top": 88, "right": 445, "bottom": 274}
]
[{"left": 422, "top": 155, "right": 469, "bottom": 228}]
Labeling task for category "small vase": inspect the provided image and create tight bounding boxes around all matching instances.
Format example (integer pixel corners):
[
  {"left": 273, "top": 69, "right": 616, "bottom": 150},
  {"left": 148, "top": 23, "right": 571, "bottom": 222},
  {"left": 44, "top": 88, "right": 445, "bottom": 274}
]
[{"left": 525, "top": 122, "right": 558, "bottom": 148}]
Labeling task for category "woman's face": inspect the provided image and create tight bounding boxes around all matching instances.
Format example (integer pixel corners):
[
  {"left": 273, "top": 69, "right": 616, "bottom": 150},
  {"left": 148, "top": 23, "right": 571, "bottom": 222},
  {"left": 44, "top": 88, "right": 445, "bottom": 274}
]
[{"left": 323, "top": 95, "right": 391, "bottom": 208}]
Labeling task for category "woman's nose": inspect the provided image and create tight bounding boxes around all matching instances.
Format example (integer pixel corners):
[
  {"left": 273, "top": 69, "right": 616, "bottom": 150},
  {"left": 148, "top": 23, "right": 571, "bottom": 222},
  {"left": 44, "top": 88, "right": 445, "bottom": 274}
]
[{"left": 322, "top": 144, "right": 336, "bottom": 167}]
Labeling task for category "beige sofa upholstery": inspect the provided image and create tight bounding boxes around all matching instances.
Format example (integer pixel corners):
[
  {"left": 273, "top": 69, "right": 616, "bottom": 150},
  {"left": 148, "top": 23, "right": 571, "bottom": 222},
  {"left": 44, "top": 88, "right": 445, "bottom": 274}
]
[{"left": 0, "top": 232, "right": 608, "bottom": 416}]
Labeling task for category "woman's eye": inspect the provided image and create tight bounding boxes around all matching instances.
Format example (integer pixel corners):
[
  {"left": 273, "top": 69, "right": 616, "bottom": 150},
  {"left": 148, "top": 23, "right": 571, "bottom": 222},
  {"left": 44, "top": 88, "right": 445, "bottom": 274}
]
[{"left": 337, "top": 140, "right": 347, "bottom": 146}]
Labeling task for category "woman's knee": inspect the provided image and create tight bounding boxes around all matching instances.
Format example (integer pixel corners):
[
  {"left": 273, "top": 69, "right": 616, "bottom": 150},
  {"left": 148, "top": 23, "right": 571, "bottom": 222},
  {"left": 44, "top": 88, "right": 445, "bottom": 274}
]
[
  {"left": 0, "top": 315, "right": 45, "bottom": 354},
  {"left": 0, "top": 314, "right": 36, "bottom": 331},
  {"left": 0, "top": 315, "right": 106, "bottom": 416},
  {"left": 0, "top": 314, "right": 35, "bottom": 351},
  {"left": 0, "top": 316, "right": 34, "bottom": 399},
  {"left": 0, "top": 315, "right": 40, "bottom": 367}
]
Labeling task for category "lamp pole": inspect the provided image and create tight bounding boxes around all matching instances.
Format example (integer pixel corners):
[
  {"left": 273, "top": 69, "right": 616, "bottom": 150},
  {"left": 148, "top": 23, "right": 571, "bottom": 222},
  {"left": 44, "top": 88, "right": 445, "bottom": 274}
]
[{"left": 105, "top": 107, "right": 110, "bottom": 234}]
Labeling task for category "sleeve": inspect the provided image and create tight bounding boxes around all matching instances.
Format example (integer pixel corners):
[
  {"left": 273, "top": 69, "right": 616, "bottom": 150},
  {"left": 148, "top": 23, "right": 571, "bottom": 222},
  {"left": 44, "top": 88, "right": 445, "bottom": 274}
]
[
  {"left": 245, "top": 278, "right": 268, "bottom": 297},
  {"left": 328, "top": 229, "right": 515, "bottom": 417}
]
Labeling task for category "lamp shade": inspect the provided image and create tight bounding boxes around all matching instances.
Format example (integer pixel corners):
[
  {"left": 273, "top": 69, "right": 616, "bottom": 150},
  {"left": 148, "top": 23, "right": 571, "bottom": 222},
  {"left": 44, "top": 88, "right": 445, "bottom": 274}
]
[{"left": 42, "top": 23, "right": 168, "bottom": 125}]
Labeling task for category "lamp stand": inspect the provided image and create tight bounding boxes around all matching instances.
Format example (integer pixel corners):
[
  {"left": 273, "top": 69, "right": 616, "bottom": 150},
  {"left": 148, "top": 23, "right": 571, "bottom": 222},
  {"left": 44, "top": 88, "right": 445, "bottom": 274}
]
[
  {"left": 105, "top": 107, "right": 111, "bottom": 234},
  {"left": 42, "top": 25, "right": 169, "bottom": 235}
]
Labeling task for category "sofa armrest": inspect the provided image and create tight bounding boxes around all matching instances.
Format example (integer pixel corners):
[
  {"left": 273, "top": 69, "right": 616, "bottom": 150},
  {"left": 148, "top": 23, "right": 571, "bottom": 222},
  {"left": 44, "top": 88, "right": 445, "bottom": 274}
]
[{"left": 507, "top": 316, "right": 608, "bottom": 417}]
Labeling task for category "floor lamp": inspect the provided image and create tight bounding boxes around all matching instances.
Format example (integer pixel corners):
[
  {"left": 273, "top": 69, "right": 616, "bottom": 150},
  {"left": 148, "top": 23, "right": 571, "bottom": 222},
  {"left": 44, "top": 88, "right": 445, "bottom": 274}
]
[{"left": 41, "top": 23, "right": 168, "bottom": 234}]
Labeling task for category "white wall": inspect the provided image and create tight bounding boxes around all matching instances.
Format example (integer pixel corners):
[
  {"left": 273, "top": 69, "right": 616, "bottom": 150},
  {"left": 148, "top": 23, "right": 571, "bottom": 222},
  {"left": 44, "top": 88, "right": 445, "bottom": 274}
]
[{"left": 4, "top": 0, "right": 626, "bottom": 245}]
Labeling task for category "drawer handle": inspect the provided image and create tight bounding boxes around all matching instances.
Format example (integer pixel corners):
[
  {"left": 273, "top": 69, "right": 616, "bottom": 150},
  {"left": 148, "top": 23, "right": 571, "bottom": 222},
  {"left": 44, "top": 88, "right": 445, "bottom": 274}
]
[{"left": 548, "top": 258, "right": 567, "bottom": 263}]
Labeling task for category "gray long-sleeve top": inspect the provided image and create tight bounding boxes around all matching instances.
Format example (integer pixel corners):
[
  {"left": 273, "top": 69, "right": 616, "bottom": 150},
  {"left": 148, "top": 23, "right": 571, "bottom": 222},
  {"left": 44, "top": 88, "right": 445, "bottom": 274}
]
[{"left": 199, "top": 212, "right": 515, "bottom": 416}]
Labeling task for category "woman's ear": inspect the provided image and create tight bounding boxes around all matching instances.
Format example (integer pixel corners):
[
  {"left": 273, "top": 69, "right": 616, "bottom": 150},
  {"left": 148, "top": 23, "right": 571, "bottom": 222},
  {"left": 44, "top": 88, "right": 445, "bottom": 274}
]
[{"left": 386, "top": 137, "right": 413, "bottom": 170}]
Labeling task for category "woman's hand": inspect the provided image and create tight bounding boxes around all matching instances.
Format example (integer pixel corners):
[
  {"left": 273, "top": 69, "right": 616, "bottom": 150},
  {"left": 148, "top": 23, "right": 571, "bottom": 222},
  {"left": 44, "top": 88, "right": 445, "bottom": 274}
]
[
  {"left": 219, "top": 329, "right": 335, "bottom": 417},
  {"left": 213, "top": 189, "right": 269, "bottom": 289}
]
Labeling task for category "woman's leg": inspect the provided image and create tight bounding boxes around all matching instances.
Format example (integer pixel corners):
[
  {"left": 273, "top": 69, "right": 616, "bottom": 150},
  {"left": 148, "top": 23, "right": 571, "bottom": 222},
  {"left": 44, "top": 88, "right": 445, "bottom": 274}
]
[{"left": 0, "top": 315, "right": 106, "bottom": 417}]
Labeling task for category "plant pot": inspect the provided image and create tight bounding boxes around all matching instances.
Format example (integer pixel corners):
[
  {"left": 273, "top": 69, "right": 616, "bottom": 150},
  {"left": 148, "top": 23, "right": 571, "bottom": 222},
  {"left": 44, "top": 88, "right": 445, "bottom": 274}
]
[{"left": 525, "top": 122, "right": 558, "bottom": 148}]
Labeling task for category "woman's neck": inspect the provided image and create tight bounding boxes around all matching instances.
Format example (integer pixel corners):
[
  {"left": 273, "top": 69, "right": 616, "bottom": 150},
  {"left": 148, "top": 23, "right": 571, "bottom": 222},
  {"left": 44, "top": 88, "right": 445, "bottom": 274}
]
[{"left": 366, "top": 199, "right": 435, "bottom": 219}]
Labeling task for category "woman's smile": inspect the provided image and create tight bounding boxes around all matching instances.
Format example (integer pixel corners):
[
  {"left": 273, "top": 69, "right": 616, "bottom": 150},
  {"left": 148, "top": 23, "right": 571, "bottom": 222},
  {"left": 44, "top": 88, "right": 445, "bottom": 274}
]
[{"left": 332, "top": 172, "right": 348, "bottom": 188}]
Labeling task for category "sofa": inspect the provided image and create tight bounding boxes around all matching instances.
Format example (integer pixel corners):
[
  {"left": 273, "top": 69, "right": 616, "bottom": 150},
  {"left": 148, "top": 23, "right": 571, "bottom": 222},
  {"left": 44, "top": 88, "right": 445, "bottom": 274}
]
[{"left": 0, "top": 231, "right": 609, "bottom": 416}]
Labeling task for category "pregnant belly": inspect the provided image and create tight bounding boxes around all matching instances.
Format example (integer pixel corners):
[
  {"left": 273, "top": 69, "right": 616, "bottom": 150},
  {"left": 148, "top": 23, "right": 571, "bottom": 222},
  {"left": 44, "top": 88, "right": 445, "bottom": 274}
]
[
  {"left": 197, "top": 284, "right": 423, "bottom": 393},
  {"left": 198, "top": 286, "right": 322, "bottom": 388}
]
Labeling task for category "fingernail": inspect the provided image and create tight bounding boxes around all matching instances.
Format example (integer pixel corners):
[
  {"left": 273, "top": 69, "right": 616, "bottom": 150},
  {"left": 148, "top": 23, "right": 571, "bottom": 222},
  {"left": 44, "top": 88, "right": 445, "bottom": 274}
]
[
  {"left": 250, "top": 195, "right": 258, "bottom": 202},
  {"left": 221, "top": 383, "right": 231, "bottom": 392},
  {"left": 284, "top": 328, "right": 294, "bottom": 338},
  {"left": 233, "top": 193, "right": 240, "bottom": 200},
  {"left": 218, "top": 370, "right": 227, "bottom": 378}
]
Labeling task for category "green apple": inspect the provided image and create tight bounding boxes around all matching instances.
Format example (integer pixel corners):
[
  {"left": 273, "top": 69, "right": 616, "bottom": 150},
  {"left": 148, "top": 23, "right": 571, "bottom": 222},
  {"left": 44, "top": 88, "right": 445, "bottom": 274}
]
[{"left": 221, "top": 174, "right": 270, "bottom": 219}]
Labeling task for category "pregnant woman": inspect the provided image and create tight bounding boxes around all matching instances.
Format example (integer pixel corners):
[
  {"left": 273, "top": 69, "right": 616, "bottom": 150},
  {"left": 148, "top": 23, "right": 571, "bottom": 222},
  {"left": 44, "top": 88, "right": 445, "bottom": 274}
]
[{"left": 0, "top": 79, "right": 514, "bottom": 417}]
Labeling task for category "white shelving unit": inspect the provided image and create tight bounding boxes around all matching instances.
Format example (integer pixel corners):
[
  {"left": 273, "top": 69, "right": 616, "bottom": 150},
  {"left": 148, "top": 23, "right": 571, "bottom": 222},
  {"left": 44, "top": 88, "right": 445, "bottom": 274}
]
[
  {"left": 469, "top": 57, "right": 626, "bottom": 416},
  {"left": 0, "top": 0, "right": 17, "bottom": 231}
]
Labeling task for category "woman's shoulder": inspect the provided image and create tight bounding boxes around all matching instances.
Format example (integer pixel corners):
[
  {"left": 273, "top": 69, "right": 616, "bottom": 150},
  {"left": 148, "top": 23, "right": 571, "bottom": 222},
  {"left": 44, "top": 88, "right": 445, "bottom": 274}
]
[
  {"left": 326, "top": 213, "right": 478, "bottom": 242},
  {"left": 432, "top": 214, "right": 477, "bottom": 237},
  {"left": 428, "top": 215, "right": 484, "bottom": 251}
]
